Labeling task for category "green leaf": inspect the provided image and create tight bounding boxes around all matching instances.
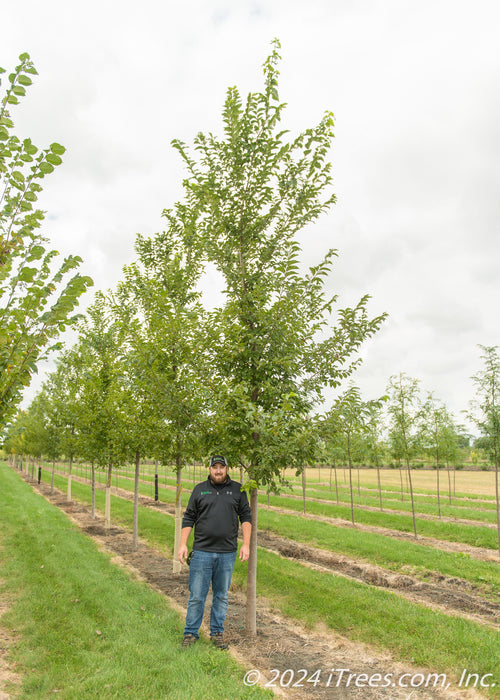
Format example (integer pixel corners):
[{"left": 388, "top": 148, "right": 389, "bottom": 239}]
[
  {"left": 50, "top": 143, "right": 66, "bottom": 156},
  {"left": 39, "top": 161, "right": 54, "bottom": 175},
  {"left": 17, "top": 75, "right": 33, "bottom": 86},
  {"left": 46, "top": 153, "right": 62, "bottom": 166},
  {"left": 11, "top": 170, "right": 25, "bottom": 183},
  {"left": 27, "top": 245, "right": 45, "bottom": 261},
  {"left": 18, "top": 267, "right": 37, "bottom": 283}
]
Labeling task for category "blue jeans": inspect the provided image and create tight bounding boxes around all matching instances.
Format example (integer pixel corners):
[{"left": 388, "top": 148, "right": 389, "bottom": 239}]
[{"left": 184, "top": 550, "right": 237, "bottom": 638}]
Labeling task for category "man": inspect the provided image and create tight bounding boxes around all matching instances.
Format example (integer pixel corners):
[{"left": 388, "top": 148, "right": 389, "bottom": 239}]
[{"left": 178, "top": 455, "right": 252, "bottom": 649}]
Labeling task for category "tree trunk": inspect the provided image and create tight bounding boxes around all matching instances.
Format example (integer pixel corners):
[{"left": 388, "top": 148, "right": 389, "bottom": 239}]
[
  {"left": 173, "top": 462, "right": 182, "bottom": 574},
  {"left": 245, "top": 487, "right": 258, "bottom": 636},
  {"left": 376, "top": 462, "right": 383, "bottom": 511},
  {"left": 333, "top": 464, "right": 339, "bottom": 505},
  {"left": 133, "top": 451, "right": 140, "bottom": 549},
  {"left": 406, "top": 458, "right": 417, "bottom": 538},
  {"left": 436, "top": 454, "right": 441, "bottom": 518},
  {"left": 347, "top": 435, "right": 355, "bottom": 525},
  {"left": 50, "top": 459, "right": 55, "bottom": 494},
  {"left": 91, "top": 462, "right": 96, "bottom": 520},
  {"left": 105, "top": 462, "right": 112, "bottom": 529},
  {"left": 447, "top": 461, "right": 452, "bottom": 505},
  {"left": 495, "top": 458, "right": 500, "bottom": 557},
  {"left": 301, "top": 469, "right": 307, "bottom": 514},
  {"left": 67, "top": 454, "right": 73, "bottom": 502}
]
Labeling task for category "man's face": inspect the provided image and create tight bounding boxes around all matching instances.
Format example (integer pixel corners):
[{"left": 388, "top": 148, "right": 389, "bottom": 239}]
[{"left": 209, "top": 462, "right": 228, "bottom": 484}]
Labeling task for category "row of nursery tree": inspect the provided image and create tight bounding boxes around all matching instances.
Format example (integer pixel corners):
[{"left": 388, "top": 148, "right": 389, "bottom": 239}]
[{"left": 2, "top": 47, "right": 499, "bottom": 635}]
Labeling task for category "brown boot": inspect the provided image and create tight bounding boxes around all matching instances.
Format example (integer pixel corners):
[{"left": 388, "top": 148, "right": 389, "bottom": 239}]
[
  {"left": 210, "top": 632, "right": 228, "bottom": 650},
  {"left": 182, "top": 633, "right": 197, "bottom": 648}
]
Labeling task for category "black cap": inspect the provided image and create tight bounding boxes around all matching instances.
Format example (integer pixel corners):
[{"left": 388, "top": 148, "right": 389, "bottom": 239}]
[{"left": 209, "top": 455, "right": 227, "bottom": 467}]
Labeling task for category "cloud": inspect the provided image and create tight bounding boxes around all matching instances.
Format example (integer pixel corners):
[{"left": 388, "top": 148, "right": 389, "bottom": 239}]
[{"left": 3, "top": 0, "right": 499, "bottom": 430}]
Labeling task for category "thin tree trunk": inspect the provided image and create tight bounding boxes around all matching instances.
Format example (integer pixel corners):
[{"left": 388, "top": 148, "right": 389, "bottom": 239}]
[
  {"left": 50, "top": 459, "right": 55, "bottom": 494},
  {"left": 245, "top": 487, "right": 258, "bottom": 636},
  {"left": 334, "top": 463, "right": 339, "bottom": 504},
  {"left": 173, "top": 461, "right": 182, "bottom": 573},
  {"left": 133, "top": 451, "right": 140, "bottom": 550},
  {"left": 495, "top": 456, "right": 500, "bottom": 557},
  {"left": 67, "top": 454, "right": 73, "bottom": 502},
  {"left": 91, "top": 462, "right": 96, "bottom": 519},
  {"left": 406, "top": 458, "right": 417, "bottom": 538},
  {"left": 105, "top": 462, "right": 112, "bottom": 529},
  {"left": 347, "top": 435, "right": 355, "bottom": 525},
  {"left": 436, "top": 454, "right": 441, "bottom": 518},
  {"left": 301, "top": 469, "right": 307, "bottom": 514},
  {"left": 376, "top": 460, "right": 383, "bottom": 511}
]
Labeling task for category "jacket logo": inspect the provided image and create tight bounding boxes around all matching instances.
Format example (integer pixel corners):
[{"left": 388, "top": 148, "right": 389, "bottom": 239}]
[{"left": 201, "top": 491, "right": 211, "bottom": 495}]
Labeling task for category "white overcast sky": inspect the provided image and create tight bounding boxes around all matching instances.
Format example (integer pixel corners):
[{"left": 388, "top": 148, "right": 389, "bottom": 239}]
[{"left": 3, "top": 0, "right": 500, "bottom": 430}]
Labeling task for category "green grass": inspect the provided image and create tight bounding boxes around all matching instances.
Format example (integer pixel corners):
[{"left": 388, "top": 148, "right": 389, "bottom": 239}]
[
  {"left": 22, "top": 464, "right": 500, "bottom": 697},
  {"left": 231, "top": 549, "right": 500, "bottom": 696},
  {"left": 45, "top": 469, "right": 500, "bottom": 596},
  {"left": 257, "top": 494, "right": 499, "bottom": 549},
  {"left": 282, "top": 484, "right": 499, "bottom": 520},
  {"left": 0, "top": 463, "right": 271, "bottom": 700}
]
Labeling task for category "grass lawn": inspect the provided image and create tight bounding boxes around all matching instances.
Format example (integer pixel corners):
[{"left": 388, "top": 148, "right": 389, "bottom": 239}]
[
  {"left": 0, "top": 463, "right": 271, "bottom": 700},
  {"left": 28, "top": 465, "right": 500, "bottom": 697}
]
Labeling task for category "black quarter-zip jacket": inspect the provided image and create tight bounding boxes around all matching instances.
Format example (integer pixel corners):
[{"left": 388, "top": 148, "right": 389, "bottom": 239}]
[{"left": 182, "top": 476, "right": 252, "bottom": 552}]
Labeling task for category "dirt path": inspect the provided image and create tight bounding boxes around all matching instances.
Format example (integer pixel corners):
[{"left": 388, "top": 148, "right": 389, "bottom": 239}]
[
  {"left": 28, "top": 477, "right": 490, "bottom": 700},
  {"left": 0, "top": 582, "right": 21, "bottom": 700}
]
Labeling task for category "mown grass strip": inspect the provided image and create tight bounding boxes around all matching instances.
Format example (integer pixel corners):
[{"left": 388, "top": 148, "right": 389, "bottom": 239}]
[
  {"left": 280, "top": 484, "right": 498, "bottom": 518},
  {"left": 31, "top": 465, "right": 500, "bottom": 698},
  {"left": 0, "top": 464, "right": 270, "bottom": 700},
  {"left": 258, "top": 494, "right": 498, "bottom": 550}
]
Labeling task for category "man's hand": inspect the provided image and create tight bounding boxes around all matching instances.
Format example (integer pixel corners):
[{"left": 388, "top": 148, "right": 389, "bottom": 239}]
[
  {"left": 239, "top": 544, "right": 250, "bottom": 562},
  {"left": 178, "top": 544, "right": 189, "bottom": 564}
]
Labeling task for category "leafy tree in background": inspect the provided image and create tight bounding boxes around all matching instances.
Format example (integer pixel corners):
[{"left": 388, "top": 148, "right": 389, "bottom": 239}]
[
  {"left": 325, "top": 387, "right": 369, "bottom": 525},
  {"left": 364, "top": 402, "right": 387, "bottom": 511},
  {"left": 387, "top": 373, "right": 420, "bottom": 537},
  {"left": 0, "top": 53, "right": 92, "bottom": 427},
  {"left": 471, "top": 345, "right": 500, "bottom": 556},
  {"left": 111, "top": 224, "right": 207, "bottom": 557},
  {"left": 421, "top": 394, "right": 452, "bottom": 516},
  {"left": 172, "top": 41, "right": 386, "bottom": 632},
  {"left": 42, "top": 349, "right": 82, "bottom": 501},
  {"left": 72, "top": 294, "right": 130, "bottom": 529}
]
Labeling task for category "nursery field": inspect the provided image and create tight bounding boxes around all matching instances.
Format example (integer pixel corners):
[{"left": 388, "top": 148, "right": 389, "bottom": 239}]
[{"left": 2, "top": 460, "right": 500, "bottom": 699}]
